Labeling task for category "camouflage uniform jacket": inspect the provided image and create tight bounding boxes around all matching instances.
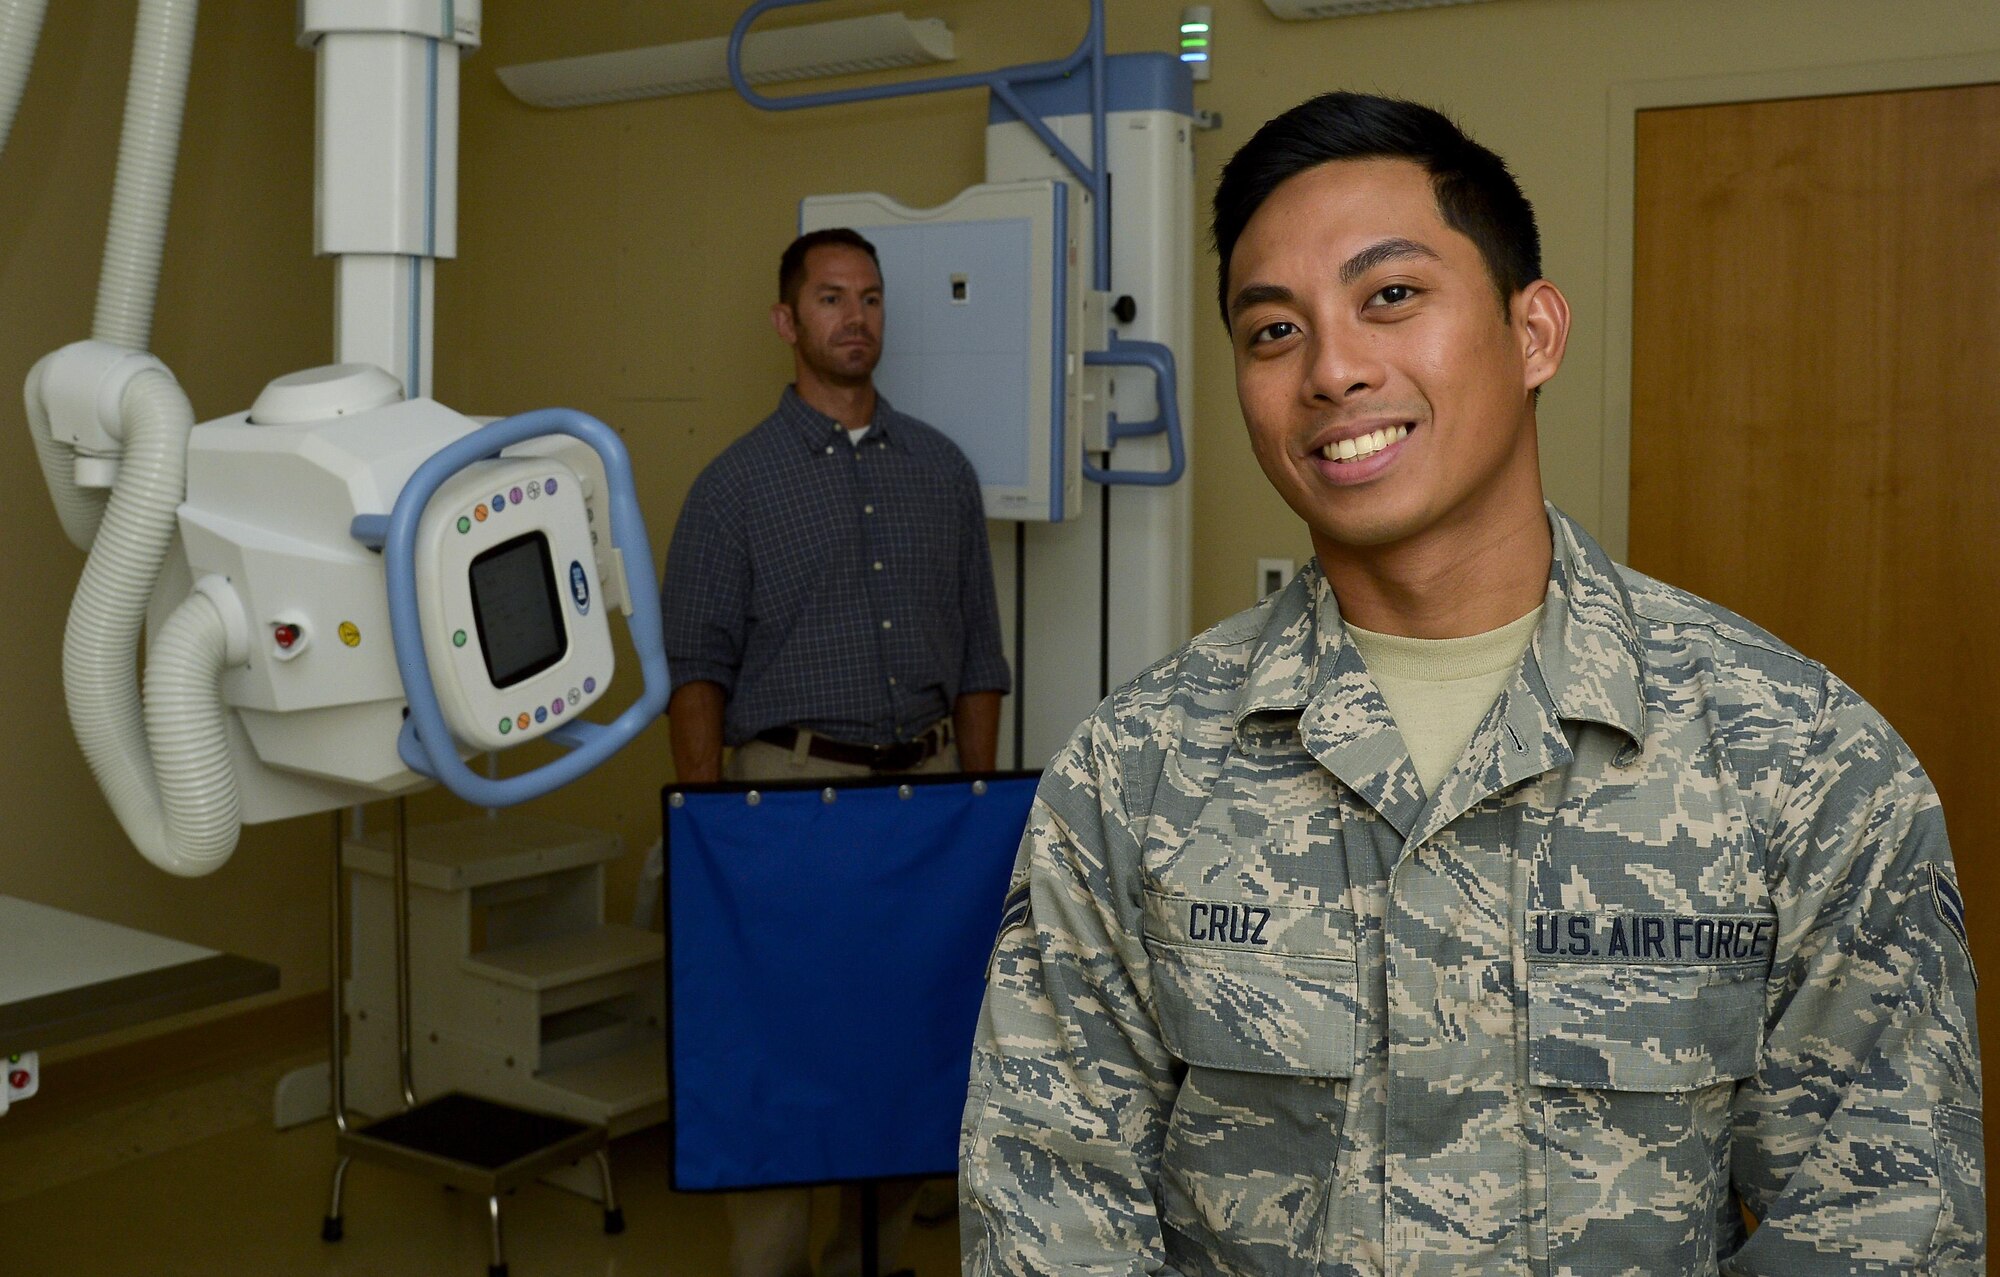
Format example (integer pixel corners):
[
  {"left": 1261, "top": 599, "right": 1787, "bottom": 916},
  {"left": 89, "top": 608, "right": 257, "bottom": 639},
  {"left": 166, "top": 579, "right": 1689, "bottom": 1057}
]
[{"left": 961, "top": 507, "right": 1984, "bottom": 1276}]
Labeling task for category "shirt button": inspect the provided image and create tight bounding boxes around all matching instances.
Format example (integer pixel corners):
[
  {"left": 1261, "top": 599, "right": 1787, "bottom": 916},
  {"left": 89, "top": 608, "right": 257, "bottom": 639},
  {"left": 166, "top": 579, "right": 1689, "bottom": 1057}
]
[
  {"left": 825, "top": 444, "right": 835, "bottom": 454},
  {"left": 888, "top": 676, "right": 898, "bottom": 686},
  {"left": 873, "top": 561, "right": 884, "bottom": 571},
  {"left": 881, "top": 620, "right": 893, "bottom": 630},
  {"left": 863, "top": 504, "right": 875, "bottom": 515}
]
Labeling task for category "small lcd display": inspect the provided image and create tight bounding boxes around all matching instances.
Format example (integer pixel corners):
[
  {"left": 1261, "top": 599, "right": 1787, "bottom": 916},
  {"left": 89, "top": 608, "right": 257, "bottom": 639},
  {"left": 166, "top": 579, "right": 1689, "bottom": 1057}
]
[{"left": 469, "top": 531, "right": 567, "bottom": 688}]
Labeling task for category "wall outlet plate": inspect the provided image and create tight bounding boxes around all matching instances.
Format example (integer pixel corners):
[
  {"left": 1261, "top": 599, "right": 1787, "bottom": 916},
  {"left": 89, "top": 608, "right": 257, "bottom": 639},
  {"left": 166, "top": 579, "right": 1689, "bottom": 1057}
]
[
  {"left": 1256, "top": 558, "right": 1296, "bottom": 600},
  {"left": 3, "top": 1051, "right": 40, "bottom": 1115}
]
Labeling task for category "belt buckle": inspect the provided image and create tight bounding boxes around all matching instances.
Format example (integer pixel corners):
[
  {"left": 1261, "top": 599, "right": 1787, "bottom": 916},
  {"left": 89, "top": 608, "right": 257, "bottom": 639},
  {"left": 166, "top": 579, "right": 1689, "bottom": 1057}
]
[{"left": 877, "top": 740, "right": 921, "bottom": 771}]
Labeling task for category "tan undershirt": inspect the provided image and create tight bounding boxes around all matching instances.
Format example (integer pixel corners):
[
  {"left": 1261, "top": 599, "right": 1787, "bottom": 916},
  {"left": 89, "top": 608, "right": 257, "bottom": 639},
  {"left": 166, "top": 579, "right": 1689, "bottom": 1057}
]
[{"left": 1344, "top": 606, "right": 1544, "bottom": 796}]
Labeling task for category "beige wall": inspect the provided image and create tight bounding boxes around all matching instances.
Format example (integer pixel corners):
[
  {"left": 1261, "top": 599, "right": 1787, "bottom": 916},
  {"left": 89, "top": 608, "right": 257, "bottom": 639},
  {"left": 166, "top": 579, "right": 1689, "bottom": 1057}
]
[{"left": 3, "top": 0, "right": 1996, "bottom": 1041}]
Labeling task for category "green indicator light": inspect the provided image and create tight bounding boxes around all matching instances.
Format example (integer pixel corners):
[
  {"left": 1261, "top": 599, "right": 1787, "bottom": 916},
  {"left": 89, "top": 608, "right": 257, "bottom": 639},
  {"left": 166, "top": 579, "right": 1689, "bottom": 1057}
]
[
  {"left": 1181, "top": 36, "right": 1208, "bottom": 47},
  {"left": 498, "top": 718, "right": 511, "bottom": 735},
  {"left": 453, "top": 630, "right": 467, "bottom": 648},
  {"left": 457, "top": 516, "right": 470, "bottom": 534}
]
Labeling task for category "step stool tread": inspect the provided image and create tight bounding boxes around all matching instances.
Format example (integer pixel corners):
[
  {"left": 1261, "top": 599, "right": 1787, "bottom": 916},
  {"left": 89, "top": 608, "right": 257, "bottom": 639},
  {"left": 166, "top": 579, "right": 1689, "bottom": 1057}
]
[
  {"left": 343, "top": 817, "right": 622, "bottom": 891},
  {"left": 463, "top": 924, "right": 662, "bottom": 991}
]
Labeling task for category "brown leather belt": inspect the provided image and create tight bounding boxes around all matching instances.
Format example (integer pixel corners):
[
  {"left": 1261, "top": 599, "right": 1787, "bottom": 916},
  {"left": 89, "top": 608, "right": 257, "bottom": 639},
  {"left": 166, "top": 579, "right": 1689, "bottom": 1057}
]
[{"left": 754, "top": 720, "right": 953, "bottom": 772}]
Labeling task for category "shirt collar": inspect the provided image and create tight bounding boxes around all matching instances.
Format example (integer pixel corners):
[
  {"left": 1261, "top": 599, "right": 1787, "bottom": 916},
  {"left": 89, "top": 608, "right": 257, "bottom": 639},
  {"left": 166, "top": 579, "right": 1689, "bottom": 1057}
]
[
  {"left": 1534, "top": 504, "right": 1648, "bottom": 749},
  {"left": 1233, "top": 504, "right": 1646, "bottom": 752},
  {"left": 778, "top": 385, "right": 899, "bottom": 453}
]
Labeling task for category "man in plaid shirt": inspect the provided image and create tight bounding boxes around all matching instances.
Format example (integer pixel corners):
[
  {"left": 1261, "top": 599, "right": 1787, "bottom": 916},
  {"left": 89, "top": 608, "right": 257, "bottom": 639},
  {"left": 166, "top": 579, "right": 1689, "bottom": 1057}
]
[{"left": 661, "top": 227, "right": 1011, "bottom": 1277}]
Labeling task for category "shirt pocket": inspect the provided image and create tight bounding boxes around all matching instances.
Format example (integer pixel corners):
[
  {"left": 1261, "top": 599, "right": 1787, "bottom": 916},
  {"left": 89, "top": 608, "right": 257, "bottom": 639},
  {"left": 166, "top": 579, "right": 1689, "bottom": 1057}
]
[
  {"left": 1141, "top": 890, "right": 1358, "bottom": 1277},
  {"left": 1529, "top": 962, "right": 1764, "bottom": 1276},
  {"left": 1930, "top": 1104, "right": 1985, "bottom": 1270},
  {"left": 1140, "top": 889, "right": 1359, "bottom": 1077}
]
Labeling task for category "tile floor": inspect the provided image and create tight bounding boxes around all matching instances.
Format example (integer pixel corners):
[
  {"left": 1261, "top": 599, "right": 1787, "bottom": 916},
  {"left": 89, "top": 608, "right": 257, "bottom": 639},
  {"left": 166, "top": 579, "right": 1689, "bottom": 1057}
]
[{"left": 0, "top": 1050, "right": 962, "bottom": 1276}]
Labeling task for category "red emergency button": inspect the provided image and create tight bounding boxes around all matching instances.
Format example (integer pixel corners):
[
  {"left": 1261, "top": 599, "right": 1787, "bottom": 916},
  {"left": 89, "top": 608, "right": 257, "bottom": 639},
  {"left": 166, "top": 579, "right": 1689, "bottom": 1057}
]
[
  {"left": 273, "top": 624, "right": 302, "bottom": 650},
  {"left": 9, "top": 1070, "right": 28, "bottom": 1090}
]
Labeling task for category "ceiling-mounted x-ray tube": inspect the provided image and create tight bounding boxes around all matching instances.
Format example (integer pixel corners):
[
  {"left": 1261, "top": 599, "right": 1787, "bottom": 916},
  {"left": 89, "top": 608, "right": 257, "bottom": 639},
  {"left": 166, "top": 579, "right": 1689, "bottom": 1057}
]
[{"left": 302, "top": 1, "right": 480, "bottom": 400}]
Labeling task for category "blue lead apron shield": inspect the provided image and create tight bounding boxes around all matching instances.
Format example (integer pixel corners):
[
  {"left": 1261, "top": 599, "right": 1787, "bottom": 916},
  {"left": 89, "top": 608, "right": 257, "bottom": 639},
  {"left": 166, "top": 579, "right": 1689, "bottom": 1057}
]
[{"left": 665, "top": 773, "right": 1036, "bottom": 1190}]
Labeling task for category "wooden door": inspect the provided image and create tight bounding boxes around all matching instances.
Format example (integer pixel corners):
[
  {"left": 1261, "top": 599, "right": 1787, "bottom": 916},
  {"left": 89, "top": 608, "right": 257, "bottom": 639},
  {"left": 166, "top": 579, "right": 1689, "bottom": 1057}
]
[{"left": 1631, "top": 84, "right": 2000, "bottom": 1169}]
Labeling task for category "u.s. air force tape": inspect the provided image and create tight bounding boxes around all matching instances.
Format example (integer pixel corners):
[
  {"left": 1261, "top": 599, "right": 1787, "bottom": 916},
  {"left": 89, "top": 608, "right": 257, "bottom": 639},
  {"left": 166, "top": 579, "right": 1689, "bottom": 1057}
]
[{"left": 1530, "top": 911, "right": 1775, "bottom": 965}]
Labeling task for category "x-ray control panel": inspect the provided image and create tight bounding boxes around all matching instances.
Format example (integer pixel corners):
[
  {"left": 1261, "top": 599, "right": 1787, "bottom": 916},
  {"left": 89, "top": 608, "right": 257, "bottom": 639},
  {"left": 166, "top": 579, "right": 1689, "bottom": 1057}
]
[{"left": 413, "top": 456, "right": 615, "bottom": 752}]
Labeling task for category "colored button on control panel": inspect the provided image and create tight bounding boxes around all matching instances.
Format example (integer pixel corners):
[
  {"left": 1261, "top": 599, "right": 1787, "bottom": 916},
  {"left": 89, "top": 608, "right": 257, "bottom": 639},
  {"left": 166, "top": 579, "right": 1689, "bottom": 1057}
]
[
  {"left": 535, "top": 706, "right": 547, "bottom": 724},
  {"left": 584, "top": 677, "right": 596, "bottom": 694},
  {"left": 510, "top": 487, "right": 523, "bottom": 504},
  {"left": 498, "top": 718, "right": 511, "bottom": 735},
  {"left": 452, "top": 630, "right": 466, "bottom": 648},
  {"left": 474, "top": 505, "right": 488, "bottom": 522},
  {"left": 457, "top": 516, "right": 471, "bottom": 534},
  {"left": 517, "top": 713, "right": 531, "bottom": 731}
]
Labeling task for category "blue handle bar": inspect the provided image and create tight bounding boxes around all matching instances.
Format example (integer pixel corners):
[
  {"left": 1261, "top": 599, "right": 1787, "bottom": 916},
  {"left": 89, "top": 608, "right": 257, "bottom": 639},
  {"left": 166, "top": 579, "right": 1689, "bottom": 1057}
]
[
  {"left": 1082, "top": 336, "right": 1185, "bottom": 487},
  {"left": 380, "top": 408, "right": 668, "bottom": 807}
]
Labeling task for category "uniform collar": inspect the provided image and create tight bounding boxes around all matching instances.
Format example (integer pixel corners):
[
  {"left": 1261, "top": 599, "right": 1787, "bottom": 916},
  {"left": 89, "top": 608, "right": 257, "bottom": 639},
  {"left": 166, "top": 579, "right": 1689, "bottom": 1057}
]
[
  {"left": 1233, "top": 504, "right": 1647, "bottom": 752},
  {"left": 1534, "top": 504, "right": 1648, "bottom": 751},
  {"left": 778, "top": 385, "right": 899, "bottom": 453}
]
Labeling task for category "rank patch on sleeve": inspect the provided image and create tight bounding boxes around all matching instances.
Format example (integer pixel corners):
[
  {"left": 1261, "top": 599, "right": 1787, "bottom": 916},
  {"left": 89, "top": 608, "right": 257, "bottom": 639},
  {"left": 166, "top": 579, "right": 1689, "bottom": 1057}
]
[
  {"left": 1931, "top": 862, "right": 1971, "bottom": 961},
  {"left": 998, "top": 879, "right": 1032, "bottom": 938}
]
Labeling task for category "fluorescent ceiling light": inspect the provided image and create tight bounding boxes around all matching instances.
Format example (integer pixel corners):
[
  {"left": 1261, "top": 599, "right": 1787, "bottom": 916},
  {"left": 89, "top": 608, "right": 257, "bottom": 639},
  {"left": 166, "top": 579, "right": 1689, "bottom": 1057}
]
[
  {"left": 1262, "top": 0, "right": 1501, "bottom": 19},
  {"left": 496, "top": 13, "right": 955, "bottom": 109}
]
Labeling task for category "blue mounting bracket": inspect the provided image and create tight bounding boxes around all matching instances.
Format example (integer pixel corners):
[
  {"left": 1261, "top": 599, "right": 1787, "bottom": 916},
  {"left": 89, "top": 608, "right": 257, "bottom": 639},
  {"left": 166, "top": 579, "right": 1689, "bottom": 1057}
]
[
  {"left": 730, "top": 0, "right": 1110, "bottom": 293},
  {"left": 357, "top": 408, "right": 670, "bottom": 809},
  {"left": 729, "top": 1, "right": 1187, "bottom": 490}
]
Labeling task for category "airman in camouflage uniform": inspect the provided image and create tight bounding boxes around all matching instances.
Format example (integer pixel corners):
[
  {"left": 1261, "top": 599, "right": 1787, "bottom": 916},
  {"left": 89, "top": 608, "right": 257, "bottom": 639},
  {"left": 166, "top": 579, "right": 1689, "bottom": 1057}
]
[
  {"left": 960, "top": 92, "right": 1983, "bottom": 1276},
  {"left": 962, "top": 507, "right": 1983, "bottom": 1273}
]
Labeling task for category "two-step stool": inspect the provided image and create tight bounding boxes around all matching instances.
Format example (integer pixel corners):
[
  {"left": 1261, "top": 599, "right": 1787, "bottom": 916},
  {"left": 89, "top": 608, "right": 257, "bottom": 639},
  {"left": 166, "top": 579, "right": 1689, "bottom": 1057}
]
[{"left": 326, "top": 809, "right": 665, "bottom": 1274}]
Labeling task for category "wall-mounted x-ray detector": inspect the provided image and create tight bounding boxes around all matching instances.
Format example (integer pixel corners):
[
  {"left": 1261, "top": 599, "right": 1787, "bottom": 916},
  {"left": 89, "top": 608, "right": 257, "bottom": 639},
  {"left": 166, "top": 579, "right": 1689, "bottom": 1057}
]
[
  {"left": 731, "top": 3, "right": 1191, "bottom": 768},
  {"left": 800, "top": 179, "right": 1091, "bottom": 522}
]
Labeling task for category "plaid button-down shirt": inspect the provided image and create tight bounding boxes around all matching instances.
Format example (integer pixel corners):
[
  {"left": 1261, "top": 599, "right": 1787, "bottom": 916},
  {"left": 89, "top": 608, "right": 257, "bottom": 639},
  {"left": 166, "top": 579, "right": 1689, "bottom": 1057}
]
[{"left": 662, "top": 387, "right": 1010, "bottom": 747}]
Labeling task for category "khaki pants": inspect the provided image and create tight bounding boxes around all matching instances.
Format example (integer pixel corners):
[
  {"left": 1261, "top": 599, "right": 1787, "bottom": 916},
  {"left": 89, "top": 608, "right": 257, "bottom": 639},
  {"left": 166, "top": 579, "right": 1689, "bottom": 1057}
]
[{"left": 718, "top": 732, "right": 958, "bottom": 1277}]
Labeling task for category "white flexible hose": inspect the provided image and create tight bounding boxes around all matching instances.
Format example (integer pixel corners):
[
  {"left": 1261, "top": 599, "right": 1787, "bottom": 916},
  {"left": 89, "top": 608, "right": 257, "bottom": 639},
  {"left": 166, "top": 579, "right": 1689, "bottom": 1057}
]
[
  {"left": 62, "top": 366, "right": 238, "bottom": 877},
  {"left": 23, "top": 353, "right": 108, "bottom": 552},
  {"left": 92, "top": 0, "right": 198, "bottom": 353},
  {"left": 0, "top": 0, "right": 48, "bottom": 163},
  {"left": 143, "top": 591, "right": 240, "bottom": 869}
]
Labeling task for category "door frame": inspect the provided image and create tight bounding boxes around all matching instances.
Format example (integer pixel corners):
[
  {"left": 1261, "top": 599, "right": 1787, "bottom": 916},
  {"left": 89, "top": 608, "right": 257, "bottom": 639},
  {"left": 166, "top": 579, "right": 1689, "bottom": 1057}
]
[{"left": 1597, "top": 51, "right": 2000, "bottom": 559}]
